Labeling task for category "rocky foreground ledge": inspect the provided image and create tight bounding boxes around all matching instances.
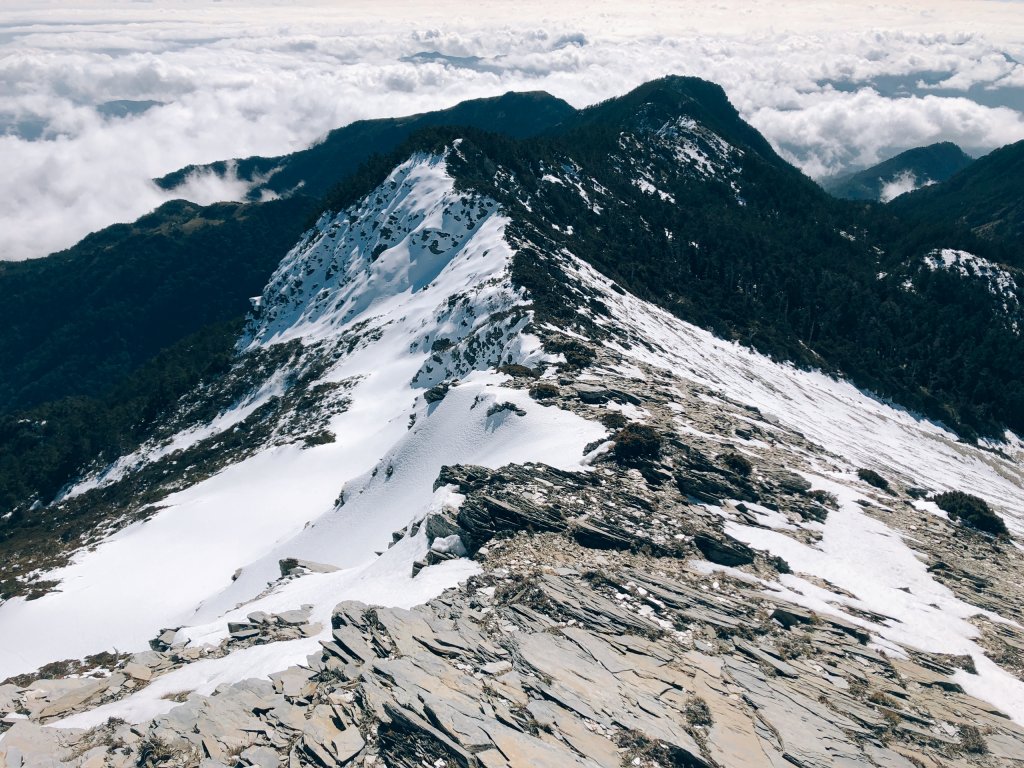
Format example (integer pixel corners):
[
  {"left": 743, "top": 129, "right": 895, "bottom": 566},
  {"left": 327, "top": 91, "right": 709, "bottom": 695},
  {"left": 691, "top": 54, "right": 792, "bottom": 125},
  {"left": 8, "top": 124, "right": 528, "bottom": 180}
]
[
  {"left": 3, "top": 453, "right": 1024, "bottom": 768},
  {"left": 4, "top": 340, "right": 1024, "bottom": 768}
]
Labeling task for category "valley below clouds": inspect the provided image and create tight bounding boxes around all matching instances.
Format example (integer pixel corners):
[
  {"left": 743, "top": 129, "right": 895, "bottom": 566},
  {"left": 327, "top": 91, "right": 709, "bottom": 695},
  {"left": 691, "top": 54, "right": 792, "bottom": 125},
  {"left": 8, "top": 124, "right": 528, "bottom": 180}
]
[{"left": 2, "top": 0, "right": 1024, "bottom": 260}]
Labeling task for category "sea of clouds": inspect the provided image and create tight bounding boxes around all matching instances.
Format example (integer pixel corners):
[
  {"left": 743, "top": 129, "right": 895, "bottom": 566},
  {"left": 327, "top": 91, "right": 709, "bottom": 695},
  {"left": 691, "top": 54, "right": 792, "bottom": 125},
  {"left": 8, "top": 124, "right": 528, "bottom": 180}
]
[{"left": 1, "top": 0, "right": 1024, "bottom": 260}]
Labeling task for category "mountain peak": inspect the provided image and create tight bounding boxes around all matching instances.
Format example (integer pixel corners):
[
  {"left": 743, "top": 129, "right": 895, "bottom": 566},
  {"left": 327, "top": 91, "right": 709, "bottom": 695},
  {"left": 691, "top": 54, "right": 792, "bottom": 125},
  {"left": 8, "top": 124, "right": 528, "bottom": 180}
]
[
  {"left": 574, "top": 75, "right": 785, "bottom": 167},
  {"left": 825, "top": 141, "right": 974, "bottom": 201},
  {"left": 633, "top": 74, "right": 731, "bottom": 102},
  {"left": 582, "top": 75, "right": 733, "bottom": 123}
]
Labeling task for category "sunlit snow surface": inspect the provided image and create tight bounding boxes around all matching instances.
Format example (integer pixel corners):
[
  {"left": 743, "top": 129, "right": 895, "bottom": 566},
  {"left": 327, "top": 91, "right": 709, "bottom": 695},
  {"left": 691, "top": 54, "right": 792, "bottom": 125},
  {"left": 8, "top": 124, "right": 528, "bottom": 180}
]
[
  {"left": 0, "top": 153, "right": 606, "bottom": 687},
  {"left": 56, "top": 522, "right": 479, "bottom": 729},
  {"left": 60, "top": 369, "right": 291, "bottom": 500},
  {"left": 2, "top": 150, "right": 1024, "bottom": 728}
]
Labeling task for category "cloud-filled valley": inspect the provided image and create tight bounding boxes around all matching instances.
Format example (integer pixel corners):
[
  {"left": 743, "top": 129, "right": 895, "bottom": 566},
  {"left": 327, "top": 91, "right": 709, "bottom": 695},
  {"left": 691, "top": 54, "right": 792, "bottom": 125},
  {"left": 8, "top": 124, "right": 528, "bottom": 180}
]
[{"left": 2, "top": 0, "right": 1024, "bottom": 260}]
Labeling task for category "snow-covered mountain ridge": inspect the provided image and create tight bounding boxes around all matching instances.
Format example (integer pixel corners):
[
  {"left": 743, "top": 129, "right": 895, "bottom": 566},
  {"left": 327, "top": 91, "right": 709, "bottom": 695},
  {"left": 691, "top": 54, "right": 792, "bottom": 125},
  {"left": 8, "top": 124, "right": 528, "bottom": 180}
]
[
  {"left": 2, "top": 79, "right": 1024, "bottom": 767},
  {"left": 0, "top": 148, "right": 611, "bottom": 682}
]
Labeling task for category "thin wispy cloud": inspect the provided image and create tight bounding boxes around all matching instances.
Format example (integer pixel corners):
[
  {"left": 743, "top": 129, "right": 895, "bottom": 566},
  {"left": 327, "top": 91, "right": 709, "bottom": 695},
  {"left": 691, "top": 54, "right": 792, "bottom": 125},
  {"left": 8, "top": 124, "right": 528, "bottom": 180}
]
[{"left": 1, "top": 1, "right": 1023, "bottom": 260}]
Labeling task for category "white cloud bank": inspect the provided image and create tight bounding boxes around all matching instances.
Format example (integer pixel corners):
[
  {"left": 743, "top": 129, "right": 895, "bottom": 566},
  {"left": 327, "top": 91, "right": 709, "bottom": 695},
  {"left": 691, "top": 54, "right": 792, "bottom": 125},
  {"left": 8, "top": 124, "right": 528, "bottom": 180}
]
[
  {"left": 1, "top": 1, "right": 1023, "bottom": 260},
  {"left": 880, "top": 169, "right": 934, "bottom": 202}
]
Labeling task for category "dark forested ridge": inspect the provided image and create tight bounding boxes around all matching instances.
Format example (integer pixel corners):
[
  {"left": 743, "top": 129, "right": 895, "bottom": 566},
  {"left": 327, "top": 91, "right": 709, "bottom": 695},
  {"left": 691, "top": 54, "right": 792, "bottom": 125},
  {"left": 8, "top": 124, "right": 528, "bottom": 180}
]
[
  {"left": 156, "top": 90, "right": 576, "bottom": 202},
  {"left": 891, "top": 139, "right": 1024, "bottom": 249},
  {"left": 431, "top": 77, "right": 1024, "bottom": 439},
  {"left": 0, "top": 320, "right": 242, "bottom": 515},
  {"left": 0, "top": 195, "right": 315, "bottom": 515},
  {"left": 2, "top": 75, "right": 1023, "bottom": 521},
  {"left": 0, "top": 197, "right": 312, "bottom": 414},
  {"left": 823, "top": 142, "right": 975, "bottom": 201}
]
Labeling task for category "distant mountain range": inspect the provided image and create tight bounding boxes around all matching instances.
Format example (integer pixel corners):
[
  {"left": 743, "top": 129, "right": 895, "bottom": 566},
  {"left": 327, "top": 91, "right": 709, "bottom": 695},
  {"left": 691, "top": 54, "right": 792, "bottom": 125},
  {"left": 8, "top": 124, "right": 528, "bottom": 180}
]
[
  {"left": 822, "top": 141, "right": 974, "bottom": 202},
  {"left": 156, "top": 91, "right": 577, "bottom": 202},
  {"left": 892, "top": 139, "right": 1024, "bottom": 244},
  {"left": 3, "top": 78, "right": 1023, "bottom": 517}
]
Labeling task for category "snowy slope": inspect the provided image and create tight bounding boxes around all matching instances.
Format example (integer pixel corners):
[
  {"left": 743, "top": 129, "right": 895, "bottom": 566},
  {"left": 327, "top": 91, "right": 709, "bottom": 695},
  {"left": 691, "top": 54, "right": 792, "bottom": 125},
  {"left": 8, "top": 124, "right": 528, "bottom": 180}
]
[
  {"left": 3, "top": 141, "right": 1024, "bottom": 737},
  {"left": 0, "top": 150, "right": 605, "bottom": 682},
  {"left": 557, "top": 249, "right": 1024, "bottom": 722},
  {"left": 554, "top": 251, "right": 1024, "bottom": 523}
]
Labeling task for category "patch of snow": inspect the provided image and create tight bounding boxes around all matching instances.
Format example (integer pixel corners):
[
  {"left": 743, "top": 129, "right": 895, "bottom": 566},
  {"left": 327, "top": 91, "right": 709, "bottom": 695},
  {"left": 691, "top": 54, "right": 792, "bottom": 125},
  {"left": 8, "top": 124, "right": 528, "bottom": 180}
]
[
  {"left": 632, "top": 178, "right": 675, "bottom": 203},
  {"left": 605, "top": 401, "right": 648, "bottom": 421},
  {"left": 924, "top": 248, "right": 1021, "bottom": 331},
  {"left": 197, "top": 373, "right": 604, "bottom": 623},
  {"left": 723, "top": 474, "right": 1024, "bottom": 724},
  {"left": 56, "top": 525, "right": 479, "bottom": 728},
  {"left": 655, "top": 116, "right": 742, "bottom": 179},
  {"left": 569, "top": 251, "right": 1024, "bottom": 523},
  {"left": 0, "top": 444, "right": 348, "bottom": 680}
]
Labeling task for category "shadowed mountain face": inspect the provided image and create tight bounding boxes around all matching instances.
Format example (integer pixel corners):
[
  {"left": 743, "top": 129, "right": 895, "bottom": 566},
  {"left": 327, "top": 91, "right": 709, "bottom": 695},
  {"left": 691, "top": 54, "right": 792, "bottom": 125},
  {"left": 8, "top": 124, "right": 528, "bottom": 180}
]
[
  {"left": 891, "top": 139, "right": 1024, "bottom": 246},
  {"left": 2, "top": 75, "right": 1023, "bottom": 523},
  {"left": 0, "top": 92, "right": 578, "bottom": 415},
  {"left": 155, "top": 90, "right": 577, "bottom": 203},
  {"left": 95, "top": 100, "right": 164, "bottom": 120},
  {"left": 0, "top": 198, "right": 312, "bottom": 414},
  {"left": 823, "top": 142, "right": 975, "bottom": 202}
]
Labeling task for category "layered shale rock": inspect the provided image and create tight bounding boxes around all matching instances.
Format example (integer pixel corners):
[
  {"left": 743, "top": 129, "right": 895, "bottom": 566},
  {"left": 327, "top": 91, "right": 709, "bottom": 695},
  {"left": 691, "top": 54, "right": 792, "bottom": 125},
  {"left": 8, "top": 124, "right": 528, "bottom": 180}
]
[
  {"left": 6, "top": 525, "right": 1024, "bottom": 767},
  {"left": 5, "top": 325, "right": 1024, "bottom": 767}
]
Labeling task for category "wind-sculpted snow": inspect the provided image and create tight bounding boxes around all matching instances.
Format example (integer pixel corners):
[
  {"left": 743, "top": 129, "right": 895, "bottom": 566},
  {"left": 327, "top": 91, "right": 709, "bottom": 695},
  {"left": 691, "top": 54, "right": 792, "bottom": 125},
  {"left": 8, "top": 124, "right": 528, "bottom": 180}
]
[{"left": 245, "top": 151, "right": 513, "bottom": 348}]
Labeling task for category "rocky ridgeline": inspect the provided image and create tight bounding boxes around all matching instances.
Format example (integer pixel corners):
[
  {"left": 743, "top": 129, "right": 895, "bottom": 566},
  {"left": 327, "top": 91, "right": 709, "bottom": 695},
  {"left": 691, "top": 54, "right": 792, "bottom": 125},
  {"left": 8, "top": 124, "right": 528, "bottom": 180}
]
[
  {"left": 4, "top": 400, "right": 1024, "bottom": 766},
  {"left": 0, "top": 605, "right": 324, "bottom": 736},
  {"left": 4, "top": 315, "right": 1024, "bottom": 766},
  {"left": 4, "top": 523, "right": 1022, "bottom": 767},
  {"left": 2, "top": 651, "right": 183, "bottom": 728}
]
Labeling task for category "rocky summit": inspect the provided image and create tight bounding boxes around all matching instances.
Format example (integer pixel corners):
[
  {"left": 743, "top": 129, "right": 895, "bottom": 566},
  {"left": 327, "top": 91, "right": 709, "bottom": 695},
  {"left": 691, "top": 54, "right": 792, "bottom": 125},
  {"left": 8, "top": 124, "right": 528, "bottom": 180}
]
[{"left": 1, "top": 77, "right": 1024, "bottom": 768}]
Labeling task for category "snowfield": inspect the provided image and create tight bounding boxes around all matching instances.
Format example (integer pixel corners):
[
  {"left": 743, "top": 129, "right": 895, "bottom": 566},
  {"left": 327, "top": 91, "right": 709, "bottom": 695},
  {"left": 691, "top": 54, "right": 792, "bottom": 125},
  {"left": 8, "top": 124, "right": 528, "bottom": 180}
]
[{"left": 563, "top": 252, "right": 1024, "bottom": 525}]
